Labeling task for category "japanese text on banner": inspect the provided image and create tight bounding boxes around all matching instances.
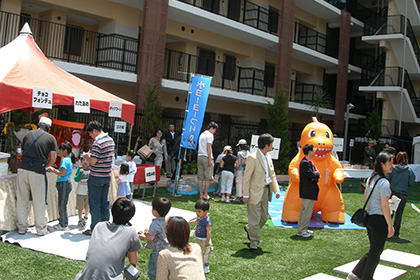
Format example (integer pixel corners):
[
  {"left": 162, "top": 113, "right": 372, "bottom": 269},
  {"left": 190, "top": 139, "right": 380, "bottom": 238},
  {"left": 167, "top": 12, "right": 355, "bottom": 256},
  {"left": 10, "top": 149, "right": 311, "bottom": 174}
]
[{"left": 181, "top": 75, "right": 212, "bottom": 150}]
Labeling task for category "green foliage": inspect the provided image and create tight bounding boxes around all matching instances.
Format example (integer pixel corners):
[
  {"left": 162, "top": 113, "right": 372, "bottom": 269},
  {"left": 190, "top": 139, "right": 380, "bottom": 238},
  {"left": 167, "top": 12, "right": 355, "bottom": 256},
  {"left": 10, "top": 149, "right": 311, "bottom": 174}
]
[
  {"left": 12, "top": 109, "right": 52, "bottom": 126},
  {"left": 181, "top": 162, "right": 197, "bottom": 175},
  {"left": 309, "top": 91, "right": 332, "bottom": 117},
  {"left": 266, "top": 88, "right": 291, "bottom": 174},
  {"left": 142, "top": 82, "right": 164, "bottom": 144},
  {"left": 363, "top": 110, "right": 381, "bottom": 140}
]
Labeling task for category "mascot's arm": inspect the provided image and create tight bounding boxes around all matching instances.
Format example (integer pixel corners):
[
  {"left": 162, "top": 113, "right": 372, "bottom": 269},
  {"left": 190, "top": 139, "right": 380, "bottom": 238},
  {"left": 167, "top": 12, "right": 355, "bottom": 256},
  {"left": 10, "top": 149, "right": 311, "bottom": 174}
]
[
  {"left": 331, "top": 158, "right": 344, "bottom": 184},
  {"left": 289, "top": 157, "right": 300, "bottom": 183},
  {"left": 242, "top": 155, "right": 255, "bottom": 198}
]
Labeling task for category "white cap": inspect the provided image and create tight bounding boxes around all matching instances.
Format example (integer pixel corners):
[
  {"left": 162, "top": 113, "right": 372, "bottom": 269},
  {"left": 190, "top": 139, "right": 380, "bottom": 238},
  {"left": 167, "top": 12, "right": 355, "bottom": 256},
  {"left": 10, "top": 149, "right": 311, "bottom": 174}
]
[
  {"left": 38, "top": 116, "right": 52, "bottom": 126},
  {"left": 236, "top": 139, "right": 247, "bottom": 146},
  {"left": 223, "top": 145, "right": 232, "bottom": 152}
]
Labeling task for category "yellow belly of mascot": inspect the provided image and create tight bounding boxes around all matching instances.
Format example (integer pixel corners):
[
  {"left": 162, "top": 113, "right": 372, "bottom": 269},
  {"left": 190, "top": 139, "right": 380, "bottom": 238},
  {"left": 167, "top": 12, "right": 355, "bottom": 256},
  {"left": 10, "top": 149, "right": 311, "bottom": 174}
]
[{"left": 282, "top": 120, "right": 346, "bottom": 224}]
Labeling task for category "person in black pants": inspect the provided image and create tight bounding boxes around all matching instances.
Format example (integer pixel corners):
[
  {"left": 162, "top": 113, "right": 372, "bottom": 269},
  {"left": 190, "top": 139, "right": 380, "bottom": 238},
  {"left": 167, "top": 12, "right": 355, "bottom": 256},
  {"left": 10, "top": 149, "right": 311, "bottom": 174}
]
[{"left": 347, "top": 152, "right": 394, "bottom": 280}]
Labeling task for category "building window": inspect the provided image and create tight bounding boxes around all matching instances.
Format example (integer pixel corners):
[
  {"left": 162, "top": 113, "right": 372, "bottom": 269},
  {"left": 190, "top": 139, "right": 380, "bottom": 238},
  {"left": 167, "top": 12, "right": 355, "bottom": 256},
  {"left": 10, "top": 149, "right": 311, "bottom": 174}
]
[
  {"left": 197, "top": 48, "right": 215, "bottom": 76},
  {"left": 264, "top": 63, "right": 275, "bottom": 88},
  {"left": 268, "top": 8, "right": 279, "bottom": 34},
  {"left": 64, "top": 25, "right": 84, "bottom": 56},
  {"left": 223, "top": 55, "right": 236, "bottom": 81},
  {"left": 227, "top": 0, "right": 241, "bottom": 21},
  {"left": 202, "top": 0, "right": 220, "bottom": 14}
]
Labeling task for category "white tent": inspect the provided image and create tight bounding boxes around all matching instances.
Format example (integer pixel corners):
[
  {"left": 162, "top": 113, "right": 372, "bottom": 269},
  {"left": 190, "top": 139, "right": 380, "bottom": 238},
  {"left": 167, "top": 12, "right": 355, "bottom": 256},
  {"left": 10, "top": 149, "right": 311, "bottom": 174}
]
[{"left": 412, "top": 136, "right": 420, "bottom": 164}]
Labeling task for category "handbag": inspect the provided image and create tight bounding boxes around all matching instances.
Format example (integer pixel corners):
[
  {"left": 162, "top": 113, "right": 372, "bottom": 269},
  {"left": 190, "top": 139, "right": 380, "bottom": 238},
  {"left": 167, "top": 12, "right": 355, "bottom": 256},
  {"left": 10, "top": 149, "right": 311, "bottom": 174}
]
[
  {"left": 123, "top": 264, "right": 140, "bottom": 280},
  {"left": 351, "top": 178, "right": 381, "bottom": 227},
  {"left": 137, "top": 145, "right": 153, "bottom": 159}
]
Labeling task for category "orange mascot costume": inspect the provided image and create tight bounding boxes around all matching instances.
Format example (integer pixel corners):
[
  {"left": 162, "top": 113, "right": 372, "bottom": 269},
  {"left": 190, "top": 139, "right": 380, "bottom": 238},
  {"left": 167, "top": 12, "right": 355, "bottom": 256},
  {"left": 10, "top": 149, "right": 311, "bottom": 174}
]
[{"left": 282, "top": 119, "right": 345, "bottom": 223}]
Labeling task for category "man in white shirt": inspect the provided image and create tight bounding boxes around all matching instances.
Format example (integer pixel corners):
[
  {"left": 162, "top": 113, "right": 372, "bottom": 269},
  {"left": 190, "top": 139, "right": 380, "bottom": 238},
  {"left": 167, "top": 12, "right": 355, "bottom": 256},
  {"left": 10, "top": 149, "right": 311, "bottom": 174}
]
[
  {"left": 242, "top": 133, "right": 281, "bottom": 254},
  {"left": 197, "top": 121, "right": 218, "bottom": 200}
]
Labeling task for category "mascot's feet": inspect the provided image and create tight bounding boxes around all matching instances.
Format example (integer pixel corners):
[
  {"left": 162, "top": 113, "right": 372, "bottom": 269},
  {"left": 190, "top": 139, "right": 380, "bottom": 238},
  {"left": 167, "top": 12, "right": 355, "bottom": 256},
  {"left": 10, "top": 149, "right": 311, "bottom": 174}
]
[
  {"left": 321, "top": 211, "right": 345, "bottom": 224},
  {"left": 281, "top": 211, "right": 300, "bottom": 223}
]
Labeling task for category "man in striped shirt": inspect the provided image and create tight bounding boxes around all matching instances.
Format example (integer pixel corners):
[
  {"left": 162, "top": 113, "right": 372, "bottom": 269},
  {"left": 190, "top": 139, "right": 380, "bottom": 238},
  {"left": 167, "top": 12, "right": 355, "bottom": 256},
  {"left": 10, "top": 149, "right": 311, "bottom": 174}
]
[{"left": 83, "top": 121, "right": 115, "bottom": 235}]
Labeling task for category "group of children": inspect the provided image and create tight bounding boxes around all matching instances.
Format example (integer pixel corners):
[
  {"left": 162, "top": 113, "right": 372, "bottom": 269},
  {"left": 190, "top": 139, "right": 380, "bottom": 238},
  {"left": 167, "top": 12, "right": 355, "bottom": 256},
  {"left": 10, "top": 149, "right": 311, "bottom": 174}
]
[{"left": 49, "top": 141, "right": 139, "bottom": 231}]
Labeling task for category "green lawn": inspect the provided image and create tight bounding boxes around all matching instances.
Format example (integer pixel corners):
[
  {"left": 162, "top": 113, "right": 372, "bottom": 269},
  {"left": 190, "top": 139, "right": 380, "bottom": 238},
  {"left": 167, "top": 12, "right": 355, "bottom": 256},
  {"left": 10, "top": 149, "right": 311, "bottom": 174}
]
[{"left": 1, "top": 184, "right": 420, "bottom": 280}]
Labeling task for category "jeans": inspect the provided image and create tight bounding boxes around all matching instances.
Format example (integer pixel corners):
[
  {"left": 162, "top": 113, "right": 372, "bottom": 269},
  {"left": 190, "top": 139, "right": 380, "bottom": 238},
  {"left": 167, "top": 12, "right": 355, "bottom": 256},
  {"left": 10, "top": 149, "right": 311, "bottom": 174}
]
[
  {"left": 148, "top": 251, "right": 159, "bottom": 280},
  {"left": 352, "top": 215, "right": 388, "bottom": 280},
  {"left": 56, "top": 181, "right": 72, "bottom": 227},
  {"left": 391, "top": 191, "right": 408, "bottom": 236},
  {"left": 88, "top": 176, "right": 111, "bottom": 231}
]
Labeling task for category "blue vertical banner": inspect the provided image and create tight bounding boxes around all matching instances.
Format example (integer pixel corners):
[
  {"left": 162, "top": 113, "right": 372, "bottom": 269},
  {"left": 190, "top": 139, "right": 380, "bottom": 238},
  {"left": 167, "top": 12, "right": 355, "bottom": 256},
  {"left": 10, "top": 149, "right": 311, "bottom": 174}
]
[{"left": 181, "top": 74, "right": 212, "bottom": 149}]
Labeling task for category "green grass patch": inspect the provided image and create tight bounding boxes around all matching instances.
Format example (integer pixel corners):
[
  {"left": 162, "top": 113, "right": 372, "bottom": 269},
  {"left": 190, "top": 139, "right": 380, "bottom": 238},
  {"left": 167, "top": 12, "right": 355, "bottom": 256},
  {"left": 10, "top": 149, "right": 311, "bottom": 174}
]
[{"left": 1, "top": 188, "right": 419, "bottom": 279}]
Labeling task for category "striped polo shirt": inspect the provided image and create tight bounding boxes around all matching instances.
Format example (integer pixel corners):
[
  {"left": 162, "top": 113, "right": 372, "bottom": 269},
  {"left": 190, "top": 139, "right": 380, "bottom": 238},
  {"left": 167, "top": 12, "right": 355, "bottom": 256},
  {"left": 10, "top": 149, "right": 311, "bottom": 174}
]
[{"left": 90, "top": 132, "right": 115, "bottom": 177}]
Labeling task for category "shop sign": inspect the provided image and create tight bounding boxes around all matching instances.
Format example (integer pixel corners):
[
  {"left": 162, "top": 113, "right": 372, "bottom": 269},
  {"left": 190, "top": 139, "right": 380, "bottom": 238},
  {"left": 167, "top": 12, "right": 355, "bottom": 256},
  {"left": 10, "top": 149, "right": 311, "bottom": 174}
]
[
  {"left": 250, "top": 135, "right": 281, "bottom": 160},
  {"left": 32, "top": 87, "right": 52, "bottom": 109},
  {"left": 114, "top": 121, "right": 126, "bottom": 133},
  {"left": 109, "top": 100, "right": 122, "bottom": 118},
  {"left": 74, "top": 94, "right": 90, "bottom": 113},
  {"left": 145, "top": 166, "right": 156, "bottom": 182}
]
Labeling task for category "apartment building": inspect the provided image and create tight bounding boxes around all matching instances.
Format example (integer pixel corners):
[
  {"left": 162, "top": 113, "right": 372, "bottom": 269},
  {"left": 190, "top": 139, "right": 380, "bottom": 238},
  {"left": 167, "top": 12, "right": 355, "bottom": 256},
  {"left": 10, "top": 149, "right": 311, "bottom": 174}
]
[{"left": 0, "top": 0, "right": 418, "bottom": 160}]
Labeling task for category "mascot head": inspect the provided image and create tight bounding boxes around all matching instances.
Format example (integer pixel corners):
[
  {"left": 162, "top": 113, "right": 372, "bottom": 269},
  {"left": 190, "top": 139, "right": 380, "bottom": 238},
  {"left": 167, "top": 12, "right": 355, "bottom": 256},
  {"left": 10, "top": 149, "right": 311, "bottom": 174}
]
[{"left": 300, "top": 118, "right": 333, "bottom": 161}]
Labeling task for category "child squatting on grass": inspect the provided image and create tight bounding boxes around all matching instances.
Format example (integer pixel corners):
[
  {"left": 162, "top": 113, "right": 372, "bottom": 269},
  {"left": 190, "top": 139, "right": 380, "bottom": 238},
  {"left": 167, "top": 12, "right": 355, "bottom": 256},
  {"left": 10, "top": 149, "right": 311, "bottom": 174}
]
[
  {"left": 46, "top": 141, "right": 76, "bottom": 231},
  {"left": 139, "top": 197, "right": 172, "bottom": 280},
  {"left": 189, "top": 199, "right": 213, "bottom": 274}
]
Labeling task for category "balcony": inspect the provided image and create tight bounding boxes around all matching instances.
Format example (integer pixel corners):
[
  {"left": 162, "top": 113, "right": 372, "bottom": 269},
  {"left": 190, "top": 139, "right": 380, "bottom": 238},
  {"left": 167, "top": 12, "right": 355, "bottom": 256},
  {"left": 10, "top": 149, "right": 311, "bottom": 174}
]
[
  {"left": 163, "top": 49, "right": 275, "bottom": 97},
  {"left": 290, "top": 81, "right": 330, "bottom": 106},
  {"left": 294, "top": 22, "right": 338, "bottom": 58},
  {"left": 0, "top": 10, "right": 138, "bottom": 73},
  {"left": 177, "top": 0, "right": 279, "bottom": 35},
  {"left": 324, "top": 1, "right": 378, "bottom": 26}
]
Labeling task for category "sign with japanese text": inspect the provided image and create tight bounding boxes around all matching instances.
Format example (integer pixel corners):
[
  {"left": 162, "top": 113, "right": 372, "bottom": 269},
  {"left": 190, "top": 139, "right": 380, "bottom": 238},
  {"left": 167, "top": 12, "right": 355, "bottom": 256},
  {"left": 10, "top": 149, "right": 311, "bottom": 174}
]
[
  {"left": 181, "top": 75, "right": 212, "bottom": 150},
  {"left": 114, "top": 121, "right": 126, "bottom": 133},
  {"left": 333, "top": 138, "right": 344, "bottom": 152},
  {"left": 250, "top": 135, "right": 281, "bottom": 160},
  {"left": 109, "top": 100, "right": 122, "bottom": 118},
  {"left": 145, "top": 166, "right": 156, "bottom": 182},
  {"left": 74, "top": 94, "right": 90, "bottom": 113},
  {"left": 32, "top": 87, "right": 52, "bottom": 109}
]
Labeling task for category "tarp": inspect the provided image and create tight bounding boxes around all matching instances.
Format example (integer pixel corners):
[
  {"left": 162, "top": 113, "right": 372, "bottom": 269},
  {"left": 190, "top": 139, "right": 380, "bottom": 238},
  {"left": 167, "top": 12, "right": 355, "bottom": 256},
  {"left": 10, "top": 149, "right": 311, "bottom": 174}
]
[{"left": 0, "top": 23, "right": 135, "bottom": 124}]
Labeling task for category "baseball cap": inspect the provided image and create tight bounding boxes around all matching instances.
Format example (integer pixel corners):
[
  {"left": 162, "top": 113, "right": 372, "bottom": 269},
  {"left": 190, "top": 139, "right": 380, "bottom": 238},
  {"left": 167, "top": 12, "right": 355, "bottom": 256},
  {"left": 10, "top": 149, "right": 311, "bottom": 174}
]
[
  {"left": 38, "top": 116, "right": 52, "bottom": 126},
  {"left": 223, "top": 145, "right": 232, "bottom": 152},
  {"left": 236, "top": 139, "right": 247, "bottom": 146}
]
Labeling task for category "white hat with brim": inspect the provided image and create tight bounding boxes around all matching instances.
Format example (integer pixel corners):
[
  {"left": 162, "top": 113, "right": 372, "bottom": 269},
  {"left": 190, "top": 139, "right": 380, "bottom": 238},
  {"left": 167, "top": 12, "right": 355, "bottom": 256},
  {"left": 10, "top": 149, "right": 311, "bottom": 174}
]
[
  {"left": 236, "top": 139, "right": 247, "bottom": 146},
  {"left": 223, "top": 145, "right": 232, "bottom": 152},
  {"left": 38, "top": 116, "right": 52, "bottom": 126}
]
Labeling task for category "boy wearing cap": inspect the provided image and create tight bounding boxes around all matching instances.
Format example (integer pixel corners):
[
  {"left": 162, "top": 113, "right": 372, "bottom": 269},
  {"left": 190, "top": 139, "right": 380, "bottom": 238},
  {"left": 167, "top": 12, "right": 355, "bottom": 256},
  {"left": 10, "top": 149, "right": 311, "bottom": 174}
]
[
  {"left": 235, "top": 139, "right": 250, "bottom": 202},
  {"left": 219, "top": 145, "right": 239, "bottom": 203},
  {"left": 17, "top": 116, "right": 57, "bottom": 236}
]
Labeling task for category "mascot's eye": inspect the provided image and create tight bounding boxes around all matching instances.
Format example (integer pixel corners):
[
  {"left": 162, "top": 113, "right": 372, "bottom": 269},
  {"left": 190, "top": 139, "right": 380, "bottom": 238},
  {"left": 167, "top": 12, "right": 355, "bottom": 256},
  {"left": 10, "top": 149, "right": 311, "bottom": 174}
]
[
  {"left": 308, "top": 129, "right": 316, "bottom": 138},
  {"left": 325, "top": 131, "right": 331, "bottom": 139}
]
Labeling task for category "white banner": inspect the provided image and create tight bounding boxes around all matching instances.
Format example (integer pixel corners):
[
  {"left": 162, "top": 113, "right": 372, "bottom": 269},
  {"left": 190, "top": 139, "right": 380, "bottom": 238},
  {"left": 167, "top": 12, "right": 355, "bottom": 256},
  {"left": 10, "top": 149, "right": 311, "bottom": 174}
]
[
  {"left": 109, "top": 100, "right": 122, "bottom": 118},
  {"left": 333, "top": 138, "right": 344, "bottom": 152},
  {"left": 145, "top": 167, "right": 156, "bottom": 182},
  {"left": 250, "top": 135, "right": 281, "bottom": 160},
  {"left": 32, "top": 87, "right": 52, "bottom": 109},
  {"left": 74, "top": 94, "right": 90, "bottom": 113},
  {"left": 114, "top": 121, "right": 126, "bottom": 133}
]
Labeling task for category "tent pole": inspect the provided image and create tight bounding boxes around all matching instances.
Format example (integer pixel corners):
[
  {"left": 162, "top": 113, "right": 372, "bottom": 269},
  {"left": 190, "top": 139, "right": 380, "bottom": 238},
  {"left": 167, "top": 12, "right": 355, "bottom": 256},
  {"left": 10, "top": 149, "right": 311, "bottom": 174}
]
[{"left": 128, "top": 124, "right": 133, "bottom": 150}]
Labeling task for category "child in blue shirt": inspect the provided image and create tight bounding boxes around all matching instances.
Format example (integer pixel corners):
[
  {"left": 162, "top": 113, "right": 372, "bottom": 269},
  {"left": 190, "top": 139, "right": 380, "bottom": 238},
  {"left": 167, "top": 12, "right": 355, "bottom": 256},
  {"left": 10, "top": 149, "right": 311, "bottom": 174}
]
[
  {"left": 189, "top": 199, "right": 213, "bottom": 274},
  {"left": 47, "top": 141, "right": 75, "bottom": 231},
  {"left": 139, "top": 197, "right": 171, "bottom": 280}
]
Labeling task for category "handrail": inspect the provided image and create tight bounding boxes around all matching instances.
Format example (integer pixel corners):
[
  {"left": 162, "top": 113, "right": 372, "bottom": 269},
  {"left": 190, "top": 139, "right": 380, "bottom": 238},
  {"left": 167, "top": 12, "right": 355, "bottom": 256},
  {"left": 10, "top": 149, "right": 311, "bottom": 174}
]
[{"left": 294, "top": 22, "right": 338, "bottom": 58}]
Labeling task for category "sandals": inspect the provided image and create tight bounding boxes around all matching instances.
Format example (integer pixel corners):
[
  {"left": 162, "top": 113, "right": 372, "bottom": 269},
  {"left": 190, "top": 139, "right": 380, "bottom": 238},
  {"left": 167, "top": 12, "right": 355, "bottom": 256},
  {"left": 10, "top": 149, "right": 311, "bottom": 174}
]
[
  {"left": 203, "top": 196, "right": 214, "bottom": 201},
  {"left": 82, "top": 229, "right": 92, "bottom": 236}
]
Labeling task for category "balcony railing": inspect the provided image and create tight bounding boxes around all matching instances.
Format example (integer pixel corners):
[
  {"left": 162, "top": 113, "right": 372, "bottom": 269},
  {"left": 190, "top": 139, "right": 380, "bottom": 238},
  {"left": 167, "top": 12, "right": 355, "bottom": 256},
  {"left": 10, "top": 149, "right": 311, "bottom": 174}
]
[
  {"left": 290, "top": 81, "right": 328, "bottom": 105},
  {"left": 163, "top": 49, "right": 275, "bottom": 97},
  {"left": 294, "top": 22, "right": 338, "bottom": 58},
  {"left": 0, "top": 10, "right": 138, "bottom": 73},
  {"left": 177, "top": 0, "right": 279, "bottom": 35},
  {"left": 325, "top": 1, "right": 379, "bottom": 26}
]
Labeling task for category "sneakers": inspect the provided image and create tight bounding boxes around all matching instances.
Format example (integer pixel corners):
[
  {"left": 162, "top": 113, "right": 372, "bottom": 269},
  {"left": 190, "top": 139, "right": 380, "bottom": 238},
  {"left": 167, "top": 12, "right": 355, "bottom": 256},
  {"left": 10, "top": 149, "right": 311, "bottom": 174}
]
[
  {"left": 346, "top": 272, "right": 361, "bottom": 280},
  {"left": 297, "top": 231, "right": 312, "bottom": 238},
  {"left": 221, "top": 196, "right": 225, "bottom": 202},
  {"left": 53, "top": 224, "right": 69, "bottom": 231},
  {"left": 203, "top": 265, "right": 210, "bottom": 274},
  {"left": 18, "top": 229, "right": 27, "bottom": 235},
  {"left": 36, "top": 230, "right": 50, "bottom": 236},
  {"left": 307, "top": 230, "right": 313, "bottom": 234},
  {"left": 226, "top": 197, "right": 230, "bottom": 203}
]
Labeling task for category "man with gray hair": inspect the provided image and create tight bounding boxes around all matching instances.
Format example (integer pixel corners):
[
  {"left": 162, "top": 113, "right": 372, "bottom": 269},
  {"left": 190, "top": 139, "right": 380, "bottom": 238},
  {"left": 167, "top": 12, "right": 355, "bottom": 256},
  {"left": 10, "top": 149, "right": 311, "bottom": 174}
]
[{"left": 17, "top": 116, "right": 57, "bottom": 236}]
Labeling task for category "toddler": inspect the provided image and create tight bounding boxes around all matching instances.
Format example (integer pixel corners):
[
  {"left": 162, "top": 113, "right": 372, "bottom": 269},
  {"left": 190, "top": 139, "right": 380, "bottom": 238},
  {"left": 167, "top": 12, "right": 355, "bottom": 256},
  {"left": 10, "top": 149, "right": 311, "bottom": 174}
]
[
  {"left": 189, "top": 199, "right": 213, "bottom": 274},
  {"left": 125, "top": 150, "right": 137, "bottom": 196},
  {"left": 47, "top": 141, "right": 76, "bottom": 231},
  {"left": 74, "top": 157, "right": 90, "bottom": 228},
  {"left": 116, "top": 163, "right": 131, "bottom": 199},
  {"left": 139, "top": 197, "right": 171, "bottom": 280}
]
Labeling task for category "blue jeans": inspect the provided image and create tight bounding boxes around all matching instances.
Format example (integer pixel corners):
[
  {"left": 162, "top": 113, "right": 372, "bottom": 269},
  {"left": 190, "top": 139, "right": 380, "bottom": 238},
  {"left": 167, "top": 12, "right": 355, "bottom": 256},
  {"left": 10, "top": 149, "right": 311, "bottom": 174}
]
[
  {"left": 56, "top": 181, "right": 72, "bottom": 227},
  {"left": 148, "top": 251, "right": 159, "bottom": 280},
  {"left": 88, "top": 176, "right": 111, "bottom": 231}
]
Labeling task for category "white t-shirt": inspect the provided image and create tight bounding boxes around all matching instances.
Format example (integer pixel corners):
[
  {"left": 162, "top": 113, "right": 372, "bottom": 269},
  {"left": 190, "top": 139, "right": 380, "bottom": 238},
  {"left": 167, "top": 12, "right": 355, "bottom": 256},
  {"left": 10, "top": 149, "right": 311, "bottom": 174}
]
[
  {"left": 126, "top": 161, "right": 137, "bottom": 183},
  {"left": 197, "top": 130, "right": 214, "bottom": 158}
]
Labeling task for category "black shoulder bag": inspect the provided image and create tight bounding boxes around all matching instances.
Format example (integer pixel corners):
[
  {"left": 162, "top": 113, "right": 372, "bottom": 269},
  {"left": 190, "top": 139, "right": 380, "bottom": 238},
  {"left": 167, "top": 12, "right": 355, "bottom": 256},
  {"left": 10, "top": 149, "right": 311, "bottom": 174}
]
[{"left": 351, "top": 177, "right": 381, "bottom": 227}]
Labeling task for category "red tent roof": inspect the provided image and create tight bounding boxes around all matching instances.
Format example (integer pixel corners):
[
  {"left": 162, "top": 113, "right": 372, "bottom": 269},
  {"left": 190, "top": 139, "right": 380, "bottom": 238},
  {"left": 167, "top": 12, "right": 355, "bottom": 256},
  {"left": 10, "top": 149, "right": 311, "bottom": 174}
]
[{"left": 0, "top": 23, "right": 135, "bottom": 124}]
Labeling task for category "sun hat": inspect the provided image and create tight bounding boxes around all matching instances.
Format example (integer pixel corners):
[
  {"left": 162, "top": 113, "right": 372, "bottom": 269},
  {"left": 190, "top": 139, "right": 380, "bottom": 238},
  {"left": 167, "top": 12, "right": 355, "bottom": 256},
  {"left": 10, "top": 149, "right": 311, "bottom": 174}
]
[
  {"left": 223, "top": 145, "right": 232, "bottom": 152},
  {"left": 38, "top": 116, "right": 52, "bottom": 126},
  {"left": 236, "top": 139, "right": 247, "bottom": 146}
]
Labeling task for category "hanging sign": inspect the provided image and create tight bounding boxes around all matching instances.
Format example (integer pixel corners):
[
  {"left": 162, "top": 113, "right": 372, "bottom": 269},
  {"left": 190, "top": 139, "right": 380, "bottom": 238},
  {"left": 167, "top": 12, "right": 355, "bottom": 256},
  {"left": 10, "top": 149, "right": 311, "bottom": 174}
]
[
  {"left": 250, "top": 135, "right": 281, "bottom": 160},
  {"left": 32, "top": 87, "right": 52, "bottom": 109},
  {"left": 181, "top": 75, "right": 212, "bottom": 149},
  {"left": 114, "top": 121, "right": 126, "bottom": 133},
  {"left": 109, "top": 100, "right": 122, "bottom": 118},
  {"left": 74, "top": 94, "right": 90, "bottom": 113}
]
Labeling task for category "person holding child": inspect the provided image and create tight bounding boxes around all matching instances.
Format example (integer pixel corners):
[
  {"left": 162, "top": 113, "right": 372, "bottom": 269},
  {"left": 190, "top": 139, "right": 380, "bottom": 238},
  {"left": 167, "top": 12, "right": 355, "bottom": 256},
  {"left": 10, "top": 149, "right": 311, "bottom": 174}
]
[
  {"left": 156, "top": 216, "right": 205, "bottom": 280},
  {"left": 125, "top": 150, "right": 137, "bottom": 196},
  {"left": 74, "top": 157, "right": 90, "bottom": 228},
  {"left": 189, "top": 199, "right": 213, "bottom": 274},
  {"left": 139, "top": 197, "right": 172, "bottom": 280},
  {"left": 116, "top": 163, "right": 132, "bottom": 199},
  {"left": 74, "top": 198, "right": 142, "bottom": 280},
  {"left": 219, "top": 145, "right": 239, "bottom": 203},
  {"left": 47, "top": 141, "right": 76, "bottom": 231}
]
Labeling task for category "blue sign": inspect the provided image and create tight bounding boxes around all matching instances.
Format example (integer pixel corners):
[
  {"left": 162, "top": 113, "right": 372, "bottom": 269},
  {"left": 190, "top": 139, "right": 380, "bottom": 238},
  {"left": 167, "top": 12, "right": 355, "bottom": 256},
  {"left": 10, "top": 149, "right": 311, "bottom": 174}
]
[{"left": 181, "top": 75, "right": 212, "bottom": 149}]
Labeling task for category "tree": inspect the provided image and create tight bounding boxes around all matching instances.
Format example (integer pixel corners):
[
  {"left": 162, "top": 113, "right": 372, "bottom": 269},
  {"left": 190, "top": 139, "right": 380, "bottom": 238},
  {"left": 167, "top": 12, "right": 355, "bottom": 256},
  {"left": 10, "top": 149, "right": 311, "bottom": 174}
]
[
  {"left": 363, "top": 110, "right": 381, "bottom": 140},
  {"left": 142, "top": 82, "right": 164, "bottom": 144},
  {"left": 309, "top": 90, "right": 332, "bottom": 117},
  {"left": 266, "top": 88, "right": 291, "bottom": 174}
]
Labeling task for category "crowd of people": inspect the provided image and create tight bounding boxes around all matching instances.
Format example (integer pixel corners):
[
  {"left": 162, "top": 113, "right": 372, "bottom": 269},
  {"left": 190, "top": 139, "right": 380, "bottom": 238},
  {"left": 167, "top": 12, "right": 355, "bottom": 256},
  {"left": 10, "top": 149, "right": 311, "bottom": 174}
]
[{"left": 14, "top": 117, "right": 418, "bottom": 280}]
